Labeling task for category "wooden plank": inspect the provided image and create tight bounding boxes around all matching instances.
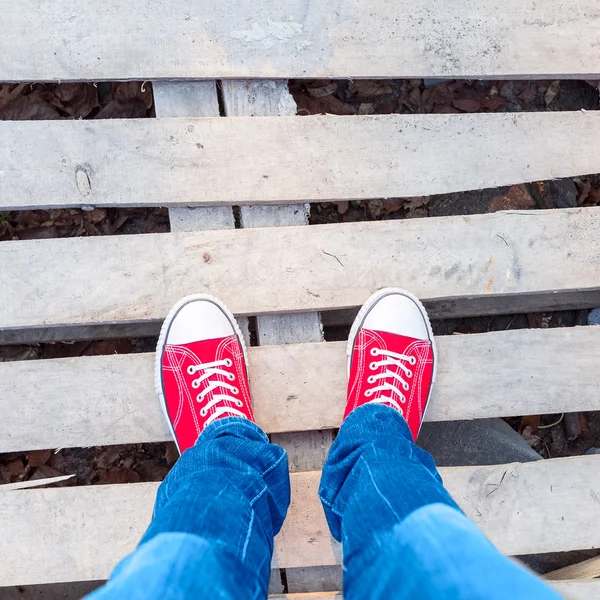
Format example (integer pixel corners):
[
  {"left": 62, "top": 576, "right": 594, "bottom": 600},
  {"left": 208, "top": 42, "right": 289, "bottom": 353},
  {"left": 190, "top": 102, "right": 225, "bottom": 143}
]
[
  {"left": 220, "top": 79, "right": 334, "bottom": 481},
  {"left": 152, "top": 81, "right": 250, "bottom": 341},
  {"left": 1, "top": 458, "right": 599, "bottom": 586},
  {"left": 274, "top": 583, "right": 600, "bottom": 600},
  {"left": 221, "top": 78, "right": 308, "bottom": 595},
  {"left": 1, "top": 323, "right": 599, "bottom": 454},
  {"left": 153, "top": 80, "right": 236, "bottom": 233},
  {"left": 285, "top": 566, "right": 342, "bottom": 595},
  {"left": 2, "top": 112, "right": 600, "bottom": 210},
  {"left": 2, "top": 0, "right": 599, "bottom": 81},
  {"left": 552, "top": 581, "right": 600, "bottom": 600},
  {"left": 2, "top": 207, "right": 600, "bottom": 334},
  {"left": 546, "top": 556, "right": 600, "bottom": 581}
]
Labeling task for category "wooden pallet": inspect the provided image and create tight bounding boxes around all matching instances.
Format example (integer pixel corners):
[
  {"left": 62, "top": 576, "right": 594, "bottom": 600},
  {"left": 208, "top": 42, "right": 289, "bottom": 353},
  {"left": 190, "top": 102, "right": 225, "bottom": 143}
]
[{"left": 1, "top": 1, "right": 600, "bottom": 597}]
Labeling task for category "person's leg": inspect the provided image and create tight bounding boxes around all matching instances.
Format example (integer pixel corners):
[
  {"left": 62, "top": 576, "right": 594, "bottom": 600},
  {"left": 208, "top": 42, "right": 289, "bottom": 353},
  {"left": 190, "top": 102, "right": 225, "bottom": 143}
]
[
  {"left": 89, "top": 296, "right": 290, "bottom": 600},
  {"left": 319, "top": 288, "right": 560, "bottom": 600}
]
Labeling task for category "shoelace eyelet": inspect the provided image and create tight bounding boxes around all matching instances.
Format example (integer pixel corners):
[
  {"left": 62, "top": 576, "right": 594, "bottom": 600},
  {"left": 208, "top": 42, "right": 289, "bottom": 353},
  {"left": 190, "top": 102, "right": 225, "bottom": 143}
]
[
  {"left": 370, "top": 348, "right": 379, "bottom": 356},
  {"left": 365, "top": 389, "right": 373, "bottom": 397},
  {"left": 232, "top": 386, "right": 239, "bottom": 395},
  {"left": 409, "top": 356, "right": 416, "bottom": 365},
  {"left": 227, "top": 373, "right": 236, "bottom": 381},
  {"left": 367, "top": 375, "right": 376, "bottom": 384},
  {"left": 406, "top": 370, "right": 413, "bottom": 379},
  {"left": 369, "top": 361, "right": 377, "bottom": 370},
  {"left": 192, "top": 379, "right": 200, "bottom": 389},
  {"left": 403, "top": 382, "right": 409, "bottom": 391},
  {"left": 187, "top": 365, "right": 196, "bottom": 375},
  {"left": 224, "top": 358, "right": 233, "bottom": 367}
]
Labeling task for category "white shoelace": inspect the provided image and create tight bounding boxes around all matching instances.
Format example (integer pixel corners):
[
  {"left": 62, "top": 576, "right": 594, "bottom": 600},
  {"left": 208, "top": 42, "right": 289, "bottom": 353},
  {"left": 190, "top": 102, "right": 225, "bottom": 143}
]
[
  {"left": 365, "top": 348, "right": 416, "bottom": 416},
  {"left": 187, "top": 359, "right": 245, "bottom": 428}
]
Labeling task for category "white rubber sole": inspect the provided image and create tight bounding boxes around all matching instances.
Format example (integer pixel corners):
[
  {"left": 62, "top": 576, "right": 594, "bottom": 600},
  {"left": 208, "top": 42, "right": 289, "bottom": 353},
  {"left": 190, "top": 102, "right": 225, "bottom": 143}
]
[
  {"left": 154, "top": 294, "right": 249, "bottom": 454},
  {"left": 346, "top": 288, "right": 437, "bottom": 434}
]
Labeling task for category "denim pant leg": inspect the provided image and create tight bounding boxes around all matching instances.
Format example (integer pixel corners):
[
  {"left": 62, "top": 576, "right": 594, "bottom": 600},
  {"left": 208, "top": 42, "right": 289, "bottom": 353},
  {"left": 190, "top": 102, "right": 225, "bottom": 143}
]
[
  {"left": 88, "top": 417, "right": 290, "bottom": 600},
  {"left": 319, "top": 404, "right": 560, "bottom": 600}
]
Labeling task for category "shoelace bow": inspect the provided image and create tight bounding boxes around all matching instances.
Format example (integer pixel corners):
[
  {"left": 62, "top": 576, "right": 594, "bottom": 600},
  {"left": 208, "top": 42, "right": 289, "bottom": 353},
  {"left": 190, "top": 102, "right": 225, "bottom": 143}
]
[
  {"left": 187, "top": 359, "right": 245, "bottom": 427},
  {"left": 365, "top": 347, "right": 416, "bottom": 416}
]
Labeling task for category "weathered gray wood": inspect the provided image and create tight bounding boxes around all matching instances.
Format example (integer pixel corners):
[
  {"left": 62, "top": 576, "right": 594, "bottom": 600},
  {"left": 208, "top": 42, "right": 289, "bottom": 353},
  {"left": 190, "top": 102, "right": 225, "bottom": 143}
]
[
  {"left": 2, "top": 207, "right": 600, "bottom": 333},
  {"left": 273, "top": 585, "right": 600, "bottom": 600},
  {"left": 3, "top": 112, "right": 600, "bottom": 210},
  {"left": 1, "top": 327, "right": 598, "bottom": 453},
  {"left": 153, "top": 80, "right": 236, "bottom": 232},
  {"left": 2, "top": 0, "right": 599, "bottom": 81},
  {"left": 1, "top": 458, "right": 599, "bottom": 585},
  {"left": 221, "top": 80, "right": 333, "bottom": 489},
  {"left": 285, "top": 567, "right": 342, "bottom": 594}
]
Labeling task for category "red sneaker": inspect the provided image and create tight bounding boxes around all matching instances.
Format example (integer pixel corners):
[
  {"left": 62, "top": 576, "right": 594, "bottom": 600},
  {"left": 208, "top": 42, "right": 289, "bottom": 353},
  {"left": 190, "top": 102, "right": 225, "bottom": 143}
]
[
  {"left": 155, "top": 295, "right": 254, "bottom": 454},
  {"left": 345, "top": 288, "right": 437, "bottom": 440}
]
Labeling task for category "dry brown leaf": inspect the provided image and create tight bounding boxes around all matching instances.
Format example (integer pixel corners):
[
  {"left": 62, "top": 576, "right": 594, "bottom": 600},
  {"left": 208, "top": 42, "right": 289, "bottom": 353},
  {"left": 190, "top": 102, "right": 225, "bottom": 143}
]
[
  {"left": 348, "top": 80, "right": 393, "bottom": 97},
  {"left": 135, "top": 464, "right": 170, "bottom": 481},
  {"left": 165, "top": 443, "right": 179, "bottom": 466},
  {"left": 335, "top": 201, "right": 349, "bottom": 215},
  {"left": 28, "top": 464, "right": 69, "bottom": 483},
  {"left": 488, "top": 184, "right": 536, "bottom": 212},
  {"left": 50, "top": 83, "right": 100, "bottom": 118},
  {"left": 0, "top": 90, "right": 60, "bottom": 120},
  {"left": 383, "top": 199, "right": 405, "bottom": 213},
  {"left": 294, "top": 93, "right": 353, "bottom": 115},
  {"left": 84, "top": 339, "right": 133, "bottom": 356},
  {"left": 573, "top": 178, "right": 592, "bottom": 205},
  {"left": 0, "top": 464, "right": 10, "bottom": 485},
  {"left": 544, "top": 80, "right": 561, "bottom": 106},
  {"left": 0, "top": 83, "right": 27, "bottom": 111},
  {"left": 519, "top": 415, "right": 541, "bottom": 433},
  {"left": 0, "top": 345, "right": 38, "bottom": 362},
  {"left": 96, "top": 99, "right": 148, "bottom": 119},
  {"left": 27, "top": 449, "right": 52, "bottom": 468},
  {"left": 405, "top": 197, "right": 429, "bottom": 210},
  {"left": 452, "top": 97, "right": 482, "bottom": 113},
  {"left": 97, "top": 468, "right": 141, "bottom": 485},
  {"left": 113, "top": 82, "right": 153, "bottom": 109},
  {"left": 306, "top": 82, "right": 337, "bottom": 97},
  {"left": 5, "top": 458, "right": 25, "bottom": 479}
]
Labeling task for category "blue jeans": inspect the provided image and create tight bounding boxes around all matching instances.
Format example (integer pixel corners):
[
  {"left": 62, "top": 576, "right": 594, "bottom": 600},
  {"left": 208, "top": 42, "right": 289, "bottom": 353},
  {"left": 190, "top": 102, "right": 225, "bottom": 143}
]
[{"left": 89, "top": 405, "right": 560, "bottom": 599}]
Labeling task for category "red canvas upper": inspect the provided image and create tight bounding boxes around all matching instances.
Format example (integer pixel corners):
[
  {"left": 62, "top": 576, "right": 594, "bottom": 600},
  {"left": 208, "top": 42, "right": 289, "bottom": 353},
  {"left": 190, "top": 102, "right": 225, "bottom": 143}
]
[
  {"left": 160, "top": 334, "right": 254, "bottom": 453},
  {"left": 345, "top": 328, "right": 434, "bottom": 440}
]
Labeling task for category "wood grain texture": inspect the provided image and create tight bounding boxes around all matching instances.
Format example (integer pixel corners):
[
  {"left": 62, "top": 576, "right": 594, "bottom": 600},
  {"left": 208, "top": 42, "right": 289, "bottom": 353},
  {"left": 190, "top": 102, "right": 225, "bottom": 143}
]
[
  {"left": 1, "top": 207, "right": 599, "bottom": 333},
  {"left": 2, "top": 0, "right": 599, "bottom": 81},
  {"left": 274, "top": 584, "right": 600, "bottom": 600},
  {"left": 1, "top": 458, "right": 599, "bottom": 586},
  {"left": 546, "top": 556, "right": 600, "bottom": 581},
  {"left": 2, "top": 112, "right": 600, "bottom": 210},
  {"left": 153, "top": 80, "right": 236, "bottom": 232},
  {"left": 1, "top": 326, "right": 598, "bottom": 452}
]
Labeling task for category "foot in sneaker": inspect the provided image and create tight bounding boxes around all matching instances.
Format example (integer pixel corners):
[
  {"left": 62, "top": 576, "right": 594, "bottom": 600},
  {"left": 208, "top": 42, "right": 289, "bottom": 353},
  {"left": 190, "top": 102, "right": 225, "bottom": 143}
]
[
  {"left": 345, "top": 288, "right": 436, "bottom": 440},
  {"left": 155, "top": 295, "right": 254, "bottom": 454}
]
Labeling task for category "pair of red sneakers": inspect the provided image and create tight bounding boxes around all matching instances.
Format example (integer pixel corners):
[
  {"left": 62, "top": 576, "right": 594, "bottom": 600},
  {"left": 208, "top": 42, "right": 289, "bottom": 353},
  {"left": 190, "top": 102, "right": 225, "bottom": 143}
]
[{"left": 157, "top": 289, "right": 436, "bottom": 454}]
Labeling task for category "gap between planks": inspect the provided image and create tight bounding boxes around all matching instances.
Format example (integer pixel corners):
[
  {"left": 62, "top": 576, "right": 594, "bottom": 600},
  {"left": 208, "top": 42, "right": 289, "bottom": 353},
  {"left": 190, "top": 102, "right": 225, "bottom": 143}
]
[
  {"left": 1, "top": 457, "right": 600, "bottom": 586},
  {"left": 3, "top": 112, "right": 600, "bottom": 210},
  {"left": 0, "top": 326, "right": 599, "bottom": 453}
]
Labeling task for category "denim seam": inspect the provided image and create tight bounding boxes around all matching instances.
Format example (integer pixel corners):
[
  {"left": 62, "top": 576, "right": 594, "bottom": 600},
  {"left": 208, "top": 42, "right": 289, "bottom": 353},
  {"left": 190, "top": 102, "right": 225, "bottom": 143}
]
[
  {"left": 241, "top": 509, "right": 255, "bottom": 562},
  {"left": 261, "top": 451, "right": 286, "bottom": 477},
  {"left": 319, "top": 494, "right": 334, "bottom": 508},
  {"left": 249, "top": 485, "right": 268, "bottom": 507}
]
